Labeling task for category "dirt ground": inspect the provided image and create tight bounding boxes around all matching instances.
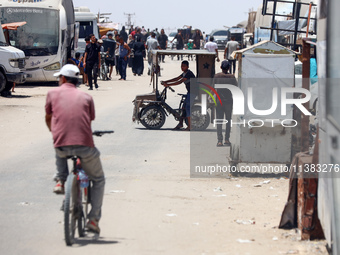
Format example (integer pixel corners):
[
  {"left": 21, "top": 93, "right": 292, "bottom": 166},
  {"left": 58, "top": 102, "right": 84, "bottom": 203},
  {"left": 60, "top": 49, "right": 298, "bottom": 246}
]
[{"left": 0, "top": 56, "right": 328, "bottom": 255}]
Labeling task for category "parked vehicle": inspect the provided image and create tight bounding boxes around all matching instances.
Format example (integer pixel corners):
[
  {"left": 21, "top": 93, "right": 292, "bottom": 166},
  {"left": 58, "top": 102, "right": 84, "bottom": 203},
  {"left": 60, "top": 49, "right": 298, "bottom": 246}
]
[
  {"left": 0, "top": 22, "right": 26, "bottom": 95},
  {"left": 75, "top": 6, "right": 99, "bottom": 54},
  {"left": 210, "top": 29, "right": 229, "bottom": 49},
  {"left": 0, "top": 0, "right": 77, "bottom": 82},
  {"left": 228, "top": 27, "right": 245, "bottom": 48}
]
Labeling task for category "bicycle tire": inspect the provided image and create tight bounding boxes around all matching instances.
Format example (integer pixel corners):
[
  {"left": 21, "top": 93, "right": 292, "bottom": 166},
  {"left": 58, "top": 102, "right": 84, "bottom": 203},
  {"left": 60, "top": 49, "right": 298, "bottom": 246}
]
[
  {"left": 64, "top": 174, "right": 77, "bottom": 246},
  {"left": 78, "top": 186, "right": 89, "bottom": 237},
  {"left": 78, "top": 210, "right": 85, "bottom": 237},
  {"left": 140, "top": 105, "right": 166, "bottom": 130},
  {"left": 188, "top": 106, "right": 210, "bottom": 131}
]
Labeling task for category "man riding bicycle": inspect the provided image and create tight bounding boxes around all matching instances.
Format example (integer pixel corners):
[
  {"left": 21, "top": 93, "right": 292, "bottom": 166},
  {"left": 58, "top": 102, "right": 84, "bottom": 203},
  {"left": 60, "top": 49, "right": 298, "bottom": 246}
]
[
  {"left": 161, "top": 60, "right": 195, "bottom": 131},
  {"left": 45, "top": 64, "right": 105, "bottom": 234}
]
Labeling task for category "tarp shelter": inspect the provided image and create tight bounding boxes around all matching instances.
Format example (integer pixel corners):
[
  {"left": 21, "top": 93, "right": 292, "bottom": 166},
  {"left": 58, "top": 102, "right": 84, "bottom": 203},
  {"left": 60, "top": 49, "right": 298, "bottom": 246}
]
[
  {"left": 1, "top": 22, "right": 26, "bottom": 45},
  {"left": 98, "top": 23, "right": 119, "bottom": 37},
  {"left": 229, "top": 40, "right": 298, "bottom": 165},
  {"left": 1, "top": 21, "right": 27, "bottom": 30}
]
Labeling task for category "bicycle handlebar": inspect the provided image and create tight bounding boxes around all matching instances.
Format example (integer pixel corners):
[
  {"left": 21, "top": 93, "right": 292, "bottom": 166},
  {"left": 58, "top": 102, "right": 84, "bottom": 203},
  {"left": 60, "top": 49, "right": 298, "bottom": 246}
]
[{"left": 92, "top": 130, "right": 114, "bottom": 137}]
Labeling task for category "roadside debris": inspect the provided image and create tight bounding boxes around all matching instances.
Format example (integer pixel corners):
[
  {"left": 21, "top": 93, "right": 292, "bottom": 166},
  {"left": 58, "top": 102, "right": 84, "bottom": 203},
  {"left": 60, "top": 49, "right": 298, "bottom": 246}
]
[
  {"left": 19, "top": 202, "right": 33, "bottom": 206},
  {"left": 213, "top": 187, "right": 223, "bottom": 192},
  {"left": 237, "top": 239, "right": 255, "bottom": 243},
  {"left": 235, "top": 218, "right": 256, "bottom": 225},
  {"left": 166, "top": 214, "right": 177, "bottom": 217},
  {"left": 109, "top": 190, "right": 126, "bottom": 193},
  {"left": 253, "top": 180, "right": 271, "bottom": 187}
]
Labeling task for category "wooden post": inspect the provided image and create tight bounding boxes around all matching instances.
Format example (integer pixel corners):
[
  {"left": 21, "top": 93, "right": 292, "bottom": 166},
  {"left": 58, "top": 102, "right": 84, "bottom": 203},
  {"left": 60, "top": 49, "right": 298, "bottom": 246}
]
[{"left": 301, "top": 39, "right": 310, "bottom": 152}]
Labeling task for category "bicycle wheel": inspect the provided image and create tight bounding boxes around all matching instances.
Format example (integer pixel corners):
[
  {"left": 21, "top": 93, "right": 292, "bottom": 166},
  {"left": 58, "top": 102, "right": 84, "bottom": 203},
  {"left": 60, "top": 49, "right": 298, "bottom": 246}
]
[
  {"left": 140, "top": 105, "right": 166, "bottom": 130},
  {"left": 64, "top": 174, "right": 78, "bottom": 246},
  {"left": 189, "top": 106, "right": 210, "bottom": 131},
  {"left": 77, "top": 186, "right": 88, "bottom": 237}
]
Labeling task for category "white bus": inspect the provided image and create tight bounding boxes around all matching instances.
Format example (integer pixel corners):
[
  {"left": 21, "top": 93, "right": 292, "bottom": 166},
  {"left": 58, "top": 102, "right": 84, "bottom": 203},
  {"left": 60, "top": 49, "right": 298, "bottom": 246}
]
[
  {"left": 0, "top": 0, "right": 77, "bottom": 82},
  {"left": 75, "top": 6, "right": 99, "bottom": 54}
]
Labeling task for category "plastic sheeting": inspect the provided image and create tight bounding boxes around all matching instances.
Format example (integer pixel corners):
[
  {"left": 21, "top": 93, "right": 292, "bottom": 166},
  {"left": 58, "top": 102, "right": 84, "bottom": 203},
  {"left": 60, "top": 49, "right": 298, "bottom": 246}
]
[{"left": 240, "top": 55, "right": 295, "bottom": 121}]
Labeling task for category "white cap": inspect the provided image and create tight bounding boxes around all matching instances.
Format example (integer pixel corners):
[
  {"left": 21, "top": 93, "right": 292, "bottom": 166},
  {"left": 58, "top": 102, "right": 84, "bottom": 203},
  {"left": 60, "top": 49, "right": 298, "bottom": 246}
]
[{"left": 54, "top": 64, "right": 80, "bottom": 79}]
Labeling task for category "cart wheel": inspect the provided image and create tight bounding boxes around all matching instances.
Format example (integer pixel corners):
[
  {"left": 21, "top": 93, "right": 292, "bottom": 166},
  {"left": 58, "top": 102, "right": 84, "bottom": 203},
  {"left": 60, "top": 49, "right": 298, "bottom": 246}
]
[
  {"left": 140, "top": 105, "right": 166, "bottom": 130},
  {"left": 188, "top": 106, "right": 210, "bottom": 131}
]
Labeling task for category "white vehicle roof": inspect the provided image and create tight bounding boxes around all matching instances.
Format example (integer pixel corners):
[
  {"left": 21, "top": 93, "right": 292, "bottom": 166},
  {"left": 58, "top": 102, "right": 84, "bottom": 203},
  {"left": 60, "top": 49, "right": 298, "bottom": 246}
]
[
  {"left": 75, "top": 12, "right": 97, "bottom": 21},
  {"left": 1, "top": 0, "right": 64, "bottom": 9},
  {"left": 75, "top": 6, "right": 97, "bottom": 21}
]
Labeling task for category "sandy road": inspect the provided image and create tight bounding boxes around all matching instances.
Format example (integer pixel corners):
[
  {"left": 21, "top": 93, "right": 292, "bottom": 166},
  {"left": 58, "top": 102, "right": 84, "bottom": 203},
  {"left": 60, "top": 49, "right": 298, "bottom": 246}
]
[{"left": 0, "top": 57, "right": 327, "bottom": 255}]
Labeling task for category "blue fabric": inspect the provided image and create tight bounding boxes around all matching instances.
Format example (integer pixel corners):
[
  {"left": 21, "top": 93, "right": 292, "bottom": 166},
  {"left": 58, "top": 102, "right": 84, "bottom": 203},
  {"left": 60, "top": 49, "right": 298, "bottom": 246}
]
[
  {"left": 310, "top": 58, "right": 318, "bottom": 85},
  {"left": 119, "top": 57, "right": 128, "bottom": 80},
  {"left": 119, "top": 44, "right": 129, "bottom": 58}
]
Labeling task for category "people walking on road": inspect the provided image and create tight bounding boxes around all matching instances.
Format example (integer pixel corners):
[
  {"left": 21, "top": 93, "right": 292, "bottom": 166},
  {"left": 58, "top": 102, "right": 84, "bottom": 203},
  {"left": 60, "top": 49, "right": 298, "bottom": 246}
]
[
  {"left": 157, "top": 29, "right": 168, "bottom": 63},
  {"left": 213, "top": 60, "right": 238, "bottom": 147},
  {"left": 146, "top": 32, "right": 161, "bottom": 75},
  {"left": 117, "top": 36, "right": 131, "bottom": 80},
  {"left": 104, "top": 32, "right": 116, "bottom": 80},
  {"left": 120, "top": 26, "right": 128, "bottom": 43},
  {"left": 72, "top": 52, "right": 85, "bottom": 83},
  {"left": 114, "top": 33, "right": 121, "bottom": 76},
  {"left": 224, "top": 36, "right": 240, "bottom": 74},
  {"left": 161, "top": 60, "right": 196, "bottom": 131},
  {"left": 187, "top": 39, "right": 194, "bottom": 61},
  {"left": 83, "top": 36, "right": 91, "bottom": 86},
  {"left": 127, "top": 34, "right": 135, "bottom": 68},
  {"left": 132, "top": 36, "right": 146, "bottom": 76},
  {"left": 84, "top": 34, "right": 101, "bottom": 90},
  {"left": 193, "top": 29, "right": 202, "bottom": 49},
  {"left": 204, "top": 36, "right": 220, "bottom": 62},
  {"left": 172, "top": 30, "right": 184, "bottom": 60},
  {"left": 45, "top": 64, "right": 105, "bottom": 234}
]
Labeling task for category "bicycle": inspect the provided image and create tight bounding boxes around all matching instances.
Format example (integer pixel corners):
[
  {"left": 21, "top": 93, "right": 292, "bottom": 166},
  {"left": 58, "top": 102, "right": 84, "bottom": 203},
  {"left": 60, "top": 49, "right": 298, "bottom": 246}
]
[
  {"left": 63, "top": 130, "right": 113, "bottom": 246},
  {"left": 138, "top": 86, "right": 210, "bottom": 130},
  {"left": 99, "top": 52, "right": 109, "bottom": 81}
]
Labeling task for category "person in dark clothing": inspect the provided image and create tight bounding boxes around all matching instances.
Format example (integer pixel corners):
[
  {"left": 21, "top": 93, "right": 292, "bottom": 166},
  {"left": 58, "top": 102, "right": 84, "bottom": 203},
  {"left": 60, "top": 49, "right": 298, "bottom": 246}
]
[
  {"left": 120, "top": 26, "right": 128, "bottom": 43},
  {"left": 132, "top": 36, "right": 145, "bottom": 76},
  {"left": 84, "top": 34, "right": 101, "bottom": 90},
  {"left": 127, "top": 34, "right": 135, "bottom": 68},
  {"left": 117, "top": 37, "right": 131, "bottom": 80},
  {"left": 193, "top": 29, "right": 202, "bottom": 49},
  {"left": 104, "top": 33, "right": 116, "bottom": 79},
  {"left": 172, "top": 30, "right": 184, "bottom": 60},
  {"left": 161, "top": 60, "right": 195, "bottom": 131},
  {"left": 157, "top": 29, "right": 168, "bottom": 63},
  {"left": 214, "top": 60, "right": 238, "bottom": 147},
  {"left": 129, "top": 25, "right": 134, "bottom": 35}
]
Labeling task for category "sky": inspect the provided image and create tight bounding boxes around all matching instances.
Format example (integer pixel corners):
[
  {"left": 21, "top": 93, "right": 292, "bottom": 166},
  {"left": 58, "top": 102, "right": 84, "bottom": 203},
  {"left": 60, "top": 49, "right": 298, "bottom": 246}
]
[{"left": 73, "top": 0, "right": 263, "bottom": 34}]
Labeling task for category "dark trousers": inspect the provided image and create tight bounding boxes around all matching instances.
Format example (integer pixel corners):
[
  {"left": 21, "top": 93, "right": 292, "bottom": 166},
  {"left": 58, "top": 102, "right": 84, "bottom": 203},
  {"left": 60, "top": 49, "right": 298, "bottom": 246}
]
[
  {"left": 115, "top": 56, "right": 120, "bottom": 74},
  {"left": 216, "top": 103, "right": 233, "bottom": 142},
  {"left": 86, "top": 62, "right": 98, "bottom": 89},
  {"left": 228, "top": 59, "right": 236, "bottom": 74},
  {"left": 118, "top": 57, "right": 128, "bottom": 80}
]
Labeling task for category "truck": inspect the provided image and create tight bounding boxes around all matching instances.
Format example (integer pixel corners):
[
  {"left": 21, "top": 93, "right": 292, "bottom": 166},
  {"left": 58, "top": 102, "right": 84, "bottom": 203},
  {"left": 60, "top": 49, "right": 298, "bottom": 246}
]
[
  {"left": 74, "top": 6, "right": 99, "bottom": 54},
  {"left": 0, "top": 21, "right": 26, "bottom": 96},
  {"left": 228, "top": 27, "right": 245, "bottom": 49},
  {"left": 0, "top": 0, "right": 77, "bottom": 82}
]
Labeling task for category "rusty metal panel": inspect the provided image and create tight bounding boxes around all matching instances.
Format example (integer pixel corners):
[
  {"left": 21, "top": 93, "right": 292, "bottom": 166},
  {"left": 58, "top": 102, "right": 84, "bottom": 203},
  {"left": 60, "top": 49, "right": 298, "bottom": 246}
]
[{"left": 296, "top": 153, "right": 325, "bottom": 240}]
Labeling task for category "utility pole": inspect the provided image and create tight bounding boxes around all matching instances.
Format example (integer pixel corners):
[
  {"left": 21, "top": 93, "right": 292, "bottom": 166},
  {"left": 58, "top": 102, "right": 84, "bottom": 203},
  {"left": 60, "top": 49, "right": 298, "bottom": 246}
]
[{"left": 124, "top": 13, "right": 135, "bottom": 28}]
